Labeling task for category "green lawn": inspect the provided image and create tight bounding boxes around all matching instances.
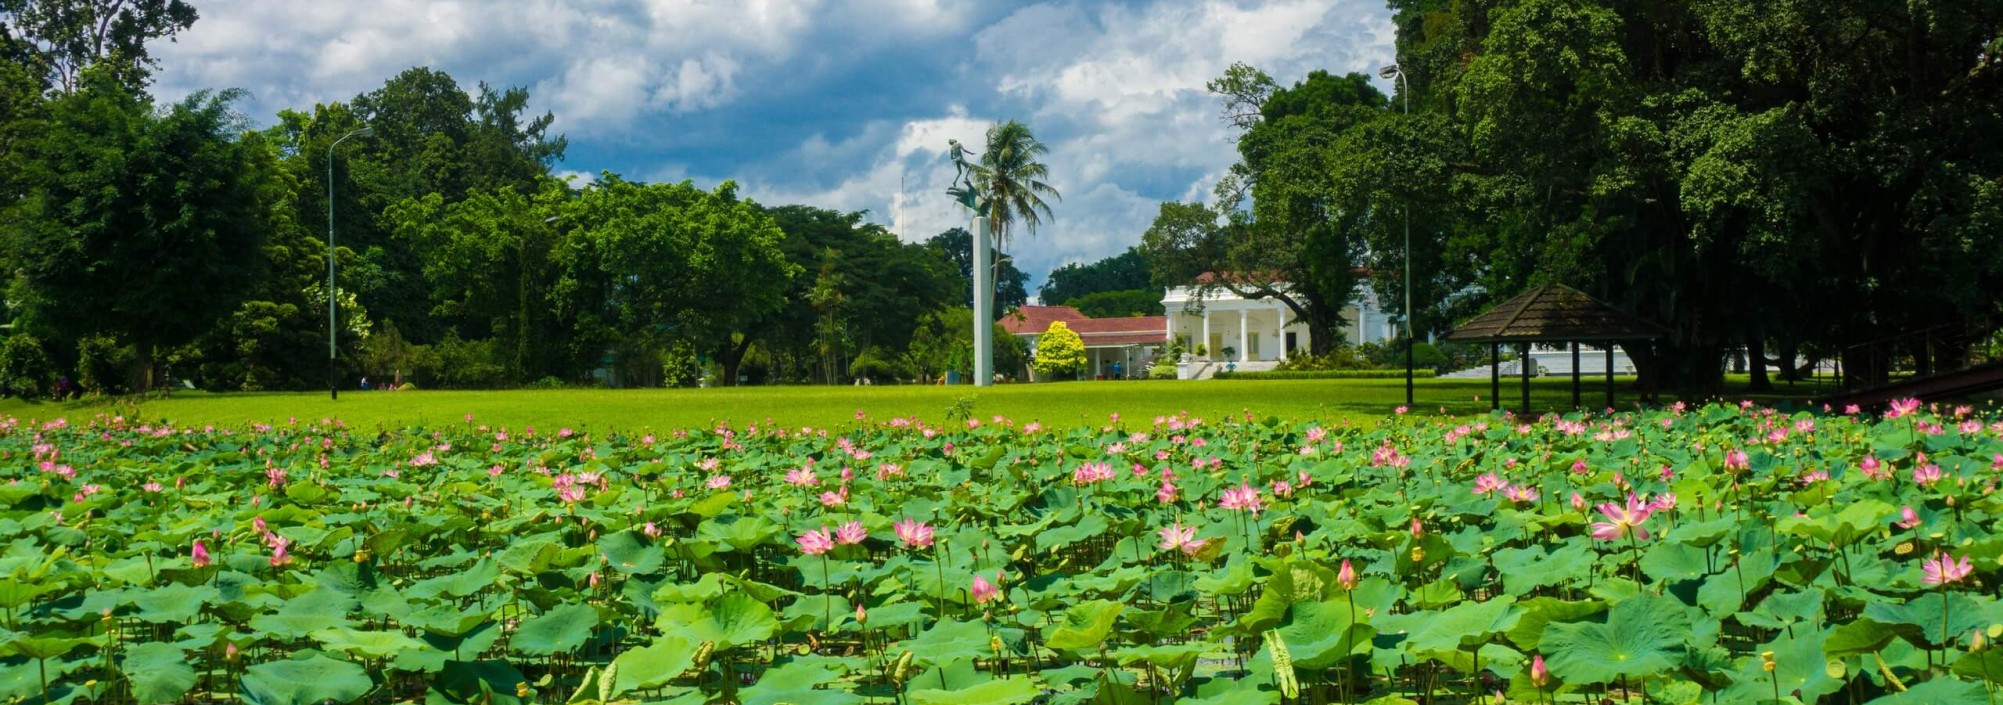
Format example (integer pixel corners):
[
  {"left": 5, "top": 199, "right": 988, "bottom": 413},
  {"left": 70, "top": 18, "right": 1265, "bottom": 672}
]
[{"left": 0, "top": 374, "right": 1841, "bottom": 432}]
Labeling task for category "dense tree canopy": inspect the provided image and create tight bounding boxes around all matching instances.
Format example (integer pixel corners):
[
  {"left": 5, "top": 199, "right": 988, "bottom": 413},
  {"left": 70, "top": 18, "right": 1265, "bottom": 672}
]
[
  {"left": 1377, "top": 0, "right": 2003, "bottom": 392},
  {"left": 927, "top": 227, "right": 1030, "bottom": 317},
  {"left": 1039, "top": 247, "right": 1154, "bottom": 306},
  {"left": 4, "top": 73, "right": 267, "bottom": 389}
]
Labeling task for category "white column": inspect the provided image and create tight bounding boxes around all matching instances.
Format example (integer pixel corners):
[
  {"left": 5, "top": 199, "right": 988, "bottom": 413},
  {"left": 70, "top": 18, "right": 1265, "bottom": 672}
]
[
  {"left": 1276, "top": 303, "right": 1287, "bottom": 361},
  {"left": 1201, "top": 311, "right": 1212, "bottom": 358},
  {"left": 1238, "top": 309, "right": 1249, "bottom": 363},
  {"left": 971, "top": 215, "right": 993, "bottom": 386},
  {"left": 1165, "top": 312, "right": 1175, "bottom": 344}
]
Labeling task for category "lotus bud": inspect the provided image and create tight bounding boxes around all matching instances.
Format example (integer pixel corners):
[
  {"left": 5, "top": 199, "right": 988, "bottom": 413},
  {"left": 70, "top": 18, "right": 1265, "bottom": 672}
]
[
  {"left": 1337, "top": 559, "right": 1358, "bottom": 591},
  {"left": 1529, "top": 654, "right": 1549, "bottom": 687},
  {"left": 1760, "top": 651, "right": 1776, "bottom": 672},
  {"left": 693, "top": 641, "right": 715, "bottom": 670},
  {"left": 856, "top": 604, "right": 867, "bottom": 626},
  {"left": 1973, "top": 630, "right": 1989, "bottom": 653},
  {"left": 990, "top": 635, "right": 1005, "bottom": 656},
  {"left": 515, "top": 682, "right": 532, "bottom": 698}
]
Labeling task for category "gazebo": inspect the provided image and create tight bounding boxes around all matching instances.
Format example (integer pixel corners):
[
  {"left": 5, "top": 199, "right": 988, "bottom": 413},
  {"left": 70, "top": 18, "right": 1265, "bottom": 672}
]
[{"left": 1441, "top": 284, "right": 1666, "bottom": 413}]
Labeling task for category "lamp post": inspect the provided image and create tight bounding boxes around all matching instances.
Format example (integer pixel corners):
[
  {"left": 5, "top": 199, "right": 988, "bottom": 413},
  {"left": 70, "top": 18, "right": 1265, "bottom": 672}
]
[
  {"left": 327, "top": 127, "right": 373, "bottom": 400},
  {"left": 1379, "top": 63, "right": 1413, "bottom": 407}
]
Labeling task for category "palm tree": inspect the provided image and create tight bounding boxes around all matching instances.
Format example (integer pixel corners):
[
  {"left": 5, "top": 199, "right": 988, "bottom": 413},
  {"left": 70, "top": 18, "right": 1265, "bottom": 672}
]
[{"left": 974, "top": 120, "right": 1061, "bottom": 254}]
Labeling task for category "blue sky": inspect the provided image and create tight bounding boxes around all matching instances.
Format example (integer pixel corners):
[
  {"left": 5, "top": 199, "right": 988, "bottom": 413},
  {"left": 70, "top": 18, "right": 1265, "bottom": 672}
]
[{"left": 150, "top": 0, "right": 1396, "bottom": 292}]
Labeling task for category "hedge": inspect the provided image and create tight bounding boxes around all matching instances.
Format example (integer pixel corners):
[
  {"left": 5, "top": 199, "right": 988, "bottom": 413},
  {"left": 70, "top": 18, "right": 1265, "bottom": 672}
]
[{"left": 1211, "top": 368, "right": 1439, "bottom": 380}]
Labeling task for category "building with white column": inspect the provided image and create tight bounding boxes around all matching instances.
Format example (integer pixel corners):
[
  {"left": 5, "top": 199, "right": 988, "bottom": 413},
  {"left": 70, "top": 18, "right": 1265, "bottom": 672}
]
[{"left": 1161, "top": 277, "right": 1397, "bottom": 363}]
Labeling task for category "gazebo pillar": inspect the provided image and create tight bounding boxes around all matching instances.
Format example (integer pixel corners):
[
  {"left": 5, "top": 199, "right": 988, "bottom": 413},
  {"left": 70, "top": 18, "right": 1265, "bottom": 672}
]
[
  {"left": 1520, "top": 343, "right": 1532, "bottom": 415},
  {"left": 1605, "top": 344, "right": 1616, "bottom": 410},
  {"left": 1490, "top": 343, "right": 1500, "bottom": 411},
  {"left": 1571, "top": 342, "right": 1582, "bottom": 410}
]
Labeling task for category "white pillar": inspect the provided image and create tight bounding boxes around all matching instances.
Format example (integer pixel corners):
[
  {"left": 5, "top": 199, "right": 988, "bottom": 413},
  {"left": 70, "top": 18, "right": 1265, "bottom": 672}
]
[
  {"left": 1276, "top": 304, "right": 1287, "bottom": 361},
  {"left": 1165, "top": 312, "right": 1175, "bottom": 344},
  {"left": 1201, "top": 310, "right": 1212, "bottom": 358},
  {"left": 971, "top": 215, "right": 993, "bottom": 386},
  {"left": 1238, "top": 309, "right": 1249, "bottom": 363}
]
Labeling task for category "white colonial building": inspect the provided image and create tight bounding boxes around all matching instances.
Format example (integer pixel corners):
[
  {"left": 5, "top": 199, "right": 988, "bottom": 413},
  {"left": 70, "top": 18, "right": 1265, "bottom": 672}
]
[{"left": 1162, "top": 277, "right": 1398, "bottom": 366}]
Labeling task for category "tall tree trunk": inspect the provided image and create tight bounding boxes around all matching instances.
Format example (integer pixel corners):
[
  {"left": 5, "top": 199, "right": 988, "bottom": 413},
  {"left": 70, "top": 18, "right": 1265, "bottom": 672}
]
[
  {"left": 717, "top": 335, "right": 753, "bottom": 387},
  {"left": 1747, "top": 329, "right": 1772, "bottom": 392}
]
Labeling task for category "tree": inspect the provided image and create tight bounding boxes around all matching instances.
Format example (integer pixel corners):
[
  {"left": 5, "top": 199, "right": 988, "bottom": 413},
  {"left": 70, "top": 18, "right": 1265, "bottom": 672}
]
[
  {"left": 555, "top": 175, "right": 797, "bottom": 387},
  {"left": 752, "top": 206, "right": 959, "bottom": 384},
  {"left": 926, "top": 227, "right": 1028, "bottom": 316},
  {"left": 384, "top": 176, "right": 576, "bottom": 384},
  {"left": 907, "top": 306, "right": 1028, "bottom": 383},
  {"left": 1066, "top": 289, "right": 1163, "bottom": 318},
  {"left": 5, "top": 73, "right": 267, "bottom": 390},
  {"left": 974, "top": 120, "right": 1061, "bottom": 254},
  {"left": 1039, "top": 247, "right": 1153, "bottom": 305},
  {"left": 1380, "top": 0, "right": 2003, "bottom": 393},
  {"left": 1142, "top": 68, "right": 1394, "bottom": 356},
  {"left": 0, "top": 0, "right": 199, "bottom": 91},
  {"left": 1032, "top": 321, "right": 1086, "bottom": 379}
]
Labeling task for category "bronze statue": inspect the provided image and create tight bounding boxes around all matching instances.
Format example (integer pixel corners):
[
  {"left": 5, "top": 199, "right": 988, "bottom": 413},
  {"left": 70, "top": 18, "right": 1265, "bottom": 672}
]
[{"left": 946, "top": 139, "right": 987, "bottom": 213}]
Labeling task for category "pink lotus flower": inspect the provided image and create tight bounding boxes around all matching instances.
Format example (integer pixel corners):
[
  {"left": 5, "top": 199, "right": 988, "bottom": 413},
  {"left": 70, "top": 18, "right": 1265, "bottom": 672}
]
[
  {"left": 1887, "top": 398, "right": 1923, "bottom": 419},
  {"left": 1913, "top": 464, "right": 1943, "bottom": 486},
  {"left": 1590, "top": 493, "right": 1653, "bottom": 541},
  {"left": 269, "top": 542, "right": 291, "bottom": 567},
  {"left": 1724, "top": 450, "right": 1749, "bottom": 471},
  {"left": 642, "top": 522, "right": 661, "bottom": 538},
  {"left": 191, "top": 540, "right": 211, "bottom": 568},
  {"left": 1337, "top": 559, "right": 1357, "bottom": 590},
  {"left": 1472, "top": 473, "right": 1506, "bottom": 495},
  {"left": 785, "top": 467, "right": 819, "bottom": 487},
  {"left": 796, "top": 528, "right": 835, "bottom": 556},
  {"left": 1860, "top": 456, "right": 1887, "bottom": 480},
  {"left": 893, "top": 518, "right": 934, "bottom": 548},
  {"left": 1570, "top": 492, "right": 1587, "bottom": 511},
  {"left": 1503, "top": 485, "right": 1540, "bottom": 504},
  {"left": 1648, "top": 493, "right": 1677, "bottom": 512},
  {"left": 1409, "top": 518, "right": 1424, "bottom": 539},
  {"left": 1896, "top": 506, "right": 1921, "bottom": 530},
  {"left": 1156, "top": 479, "right": 1178, "bottom": 504},
  {"left": 1530, "top": 654, "right": 1550, "bottom": 687},
  {"left": 1153, "top": 520, "right": 1193, "bottom": 552},
  {"left": 834, "top": 521, "right": 867, "bottom": 545},
  {"left": 1218, "top": 483, "right": 1263, "bottom": 513},
  {"left": 819, "top": 485, "right": 849, "bottom": 507},
  {"left": 971, "top": 573, "right": 1001, "bottom": 604},
  {"left": 705, "top": 474, "right": 732, "bottom": 490},
  {"left": 1923, "top": 551, "right": 1974, "bottom": 586}
]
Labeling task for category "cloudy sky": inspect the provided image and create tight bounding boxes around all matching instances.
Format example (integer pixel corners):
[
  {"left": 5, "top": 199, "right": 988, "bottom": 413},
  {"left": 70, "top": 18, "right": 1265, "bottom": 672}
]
[{"left": 150, "top": 0, "right": 1397, "bottom": 291}]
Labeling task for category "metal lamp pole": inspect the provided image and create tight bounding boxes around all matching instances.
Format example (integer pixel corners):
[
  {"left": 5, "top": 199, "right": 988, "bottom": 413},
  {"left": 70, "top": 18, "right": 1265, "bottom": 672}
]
[
  {"left": 1379, "top": 63, "right": 1413, "bottom": 407},
  {"left": 327, "top": 127, "right": 373, "bottom": 400}
]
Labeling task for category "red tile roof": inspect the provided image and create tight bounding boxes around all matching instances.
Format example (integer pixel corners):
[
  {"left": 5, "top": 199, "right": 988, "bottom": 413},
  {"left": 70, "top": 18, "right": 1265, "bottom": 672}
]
[{"left": 1002, "top": 306, "right": 1165, "bottom": 347}]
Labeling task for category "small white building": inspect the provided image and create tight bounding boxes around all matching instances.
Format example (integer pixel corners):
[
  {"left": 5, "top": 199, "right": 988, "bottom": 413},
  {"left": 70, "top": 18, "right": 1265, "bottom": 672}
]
[{"left": 1162, "top": 276, "right": 1397, "bottom": 362}]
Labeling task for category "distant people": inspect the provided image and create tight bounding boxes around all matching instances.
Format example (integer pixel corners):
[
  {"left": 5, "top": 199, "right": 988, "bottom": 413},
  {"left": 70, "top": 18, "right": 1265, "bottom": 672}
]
[
  {"left": 360, "top": 377, "right": 370, "bottom": 391},
  {"left": 1112, "top": 361, "right": 1124, "bottom": 378}
]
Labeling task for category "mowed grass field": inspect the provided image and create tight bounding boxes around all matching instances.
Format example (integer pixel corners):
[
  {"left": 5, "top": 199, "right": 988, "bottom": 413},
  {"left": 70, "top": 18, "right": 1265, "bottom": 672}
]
[{"left": 0, "top": 374, "right": 1843, "bottom": 432}]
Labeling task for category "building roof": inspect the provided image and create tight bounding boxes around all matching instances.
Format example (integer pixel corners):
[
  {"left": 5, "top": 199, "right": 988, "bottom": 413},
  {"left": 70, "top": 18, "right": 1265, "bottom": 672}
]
[
  {"left": 1002, "top": 306, "right": 1165, "bottom": 347},
  {"left": 1441, "top": 284, "right": 1666, "bottom": 343}
]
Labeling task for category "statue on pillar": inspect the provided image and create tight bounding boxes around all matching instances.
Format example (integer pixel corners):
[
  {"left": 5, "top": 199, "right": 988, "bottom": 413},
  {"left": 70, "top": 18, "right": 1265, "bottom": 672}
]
[{"left": 945, "top": 139, "right": 989, "bottom": 215}]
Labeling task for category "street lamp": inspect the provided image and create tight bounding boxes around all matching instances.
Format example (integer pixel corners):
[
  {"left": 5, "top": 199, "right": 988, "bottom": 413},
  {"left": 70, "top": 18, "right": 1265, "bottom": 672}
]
[
  {"left": 327, "top": 126, "right": 373, "bottom": 400},
  {"left": 1379, "top": 63, "right": 1413, "bottom": 407}
]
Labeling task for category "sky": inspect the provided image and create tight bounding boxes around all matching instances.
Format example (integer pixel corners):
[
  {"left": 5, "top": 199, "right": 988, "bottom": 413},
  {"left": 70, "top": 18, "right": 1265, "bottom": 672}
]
[{"left": 149, "top": 0, "right": 1398, "bottom": 292}]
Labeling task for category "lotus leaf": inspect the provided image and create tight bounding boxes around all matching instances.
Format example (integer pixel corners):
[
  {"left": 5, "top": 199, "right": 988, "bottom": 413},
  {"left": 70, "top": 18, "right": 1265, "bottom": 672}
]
[
  {"left": 239, "top": 652, "right": 374, "bottom": 705},
  {"left": 512, "top": 603, "right": 599, "bottom": 656},
  {"left": 1542, "top": 592, "right": 1689, "bottom": 684}
]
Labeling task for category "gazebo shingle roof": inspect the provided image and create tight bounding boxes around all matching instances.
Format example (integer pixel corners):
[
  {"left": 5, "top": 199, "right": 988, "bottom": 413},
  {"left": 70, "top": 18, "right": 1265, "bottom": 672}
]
[{"left": 1442, "top": 284, "right": 1665, "bottom": 344}]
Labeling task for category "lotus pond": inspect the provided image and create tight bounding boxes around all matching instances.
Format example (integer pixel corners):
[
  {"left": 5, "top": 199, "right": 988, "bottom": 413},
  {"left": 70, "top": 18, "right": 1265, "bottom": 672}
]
[{"left": 5, "top": 402, "right": 2003, "bottom": 705}]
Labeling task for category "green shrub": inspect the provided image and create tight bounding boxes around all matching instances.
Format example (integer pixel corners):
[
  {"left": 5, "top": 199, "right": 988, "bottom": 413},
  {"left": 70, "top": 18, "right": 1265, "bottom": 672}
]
[
  {"left": 1213, "top": 368, "right": 1439, "bottom": 380},
  {"left": 526, "top": 376, "right": 567, "bottom": 390},
  {"left": 1149, "top": 359, "right": 1178, "bottom": 379},
  {"left": 849, "top": 348, "right": 911, "bottom": 383},
  {"left": 0, "top": 334, "right": 55, "bottom": 398},
  {"left": 76, "top": 334, "right": 134, "bottom": 394}
]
